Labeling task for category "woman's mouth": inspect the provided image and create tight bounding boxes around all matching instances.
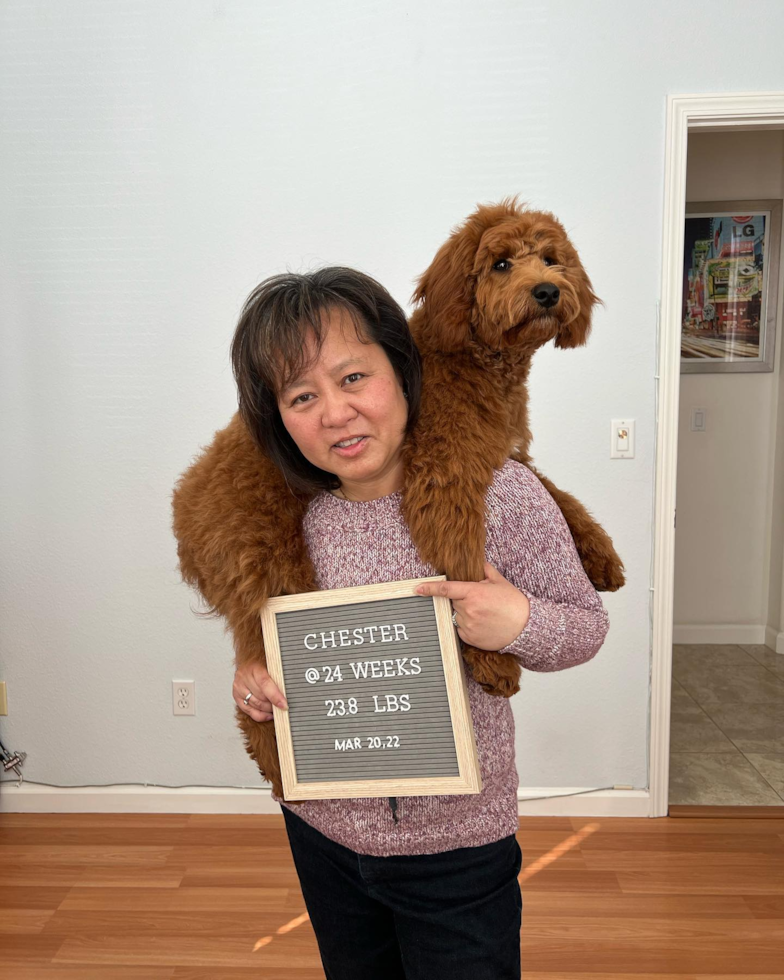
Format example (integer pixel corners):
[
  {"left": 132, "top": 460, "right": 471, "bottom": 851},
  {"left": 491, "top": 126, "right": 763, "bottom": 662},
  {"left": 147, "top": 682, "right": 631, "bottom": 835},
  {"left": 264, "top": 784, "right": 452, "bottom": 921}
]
[{"left": 331, "top": 435, "right": 369, "bottom": 457}]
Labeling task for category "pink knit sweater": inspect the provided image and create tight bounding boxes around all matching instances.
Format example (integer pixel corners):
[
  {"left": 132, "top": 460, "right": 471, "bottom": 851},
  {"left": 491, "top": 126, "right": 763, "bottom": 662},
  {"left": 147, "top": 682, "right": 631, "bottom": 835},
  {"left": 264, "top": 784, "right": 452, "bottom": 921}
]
[{"left": 271, "top": 459, "right": 609, "bottom": 856}]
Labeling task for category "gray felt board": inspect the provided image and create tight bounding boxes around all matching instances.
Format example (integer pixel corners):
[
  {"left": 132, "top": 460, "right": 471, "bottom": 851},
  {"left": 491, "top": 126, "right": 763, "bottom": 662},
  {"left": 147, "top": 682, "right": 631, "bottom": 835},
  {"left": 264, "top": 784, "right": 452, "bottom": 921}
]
[{"left": 276, "top": 595, "right": 460, "bottom": 782}]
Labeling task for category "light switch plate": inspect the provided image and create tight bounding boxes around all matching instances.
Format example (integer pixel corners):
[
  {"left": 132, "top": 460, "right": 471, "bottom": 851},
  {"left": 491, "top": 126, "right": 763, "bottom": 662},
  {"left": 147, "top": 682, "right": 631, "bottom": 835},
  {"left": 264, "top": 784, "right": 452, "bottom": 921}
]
[
  {"left": 690, "top": 407, "right": 706, "bottom": 431},
  {"left": 611, "top": 418, "right": 635, "bottom": 459}
]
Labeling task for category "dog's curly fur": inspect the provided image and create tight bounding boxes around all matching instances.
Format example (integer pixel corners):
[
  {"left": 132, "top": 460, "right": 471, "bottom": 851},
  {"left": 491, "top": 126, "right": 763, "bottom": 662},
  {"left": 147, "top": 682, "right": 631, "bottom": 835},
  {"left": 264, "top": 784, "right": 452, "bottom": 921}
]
[
  {"left": 171, "top": 197, "right": 625, "bottom": 802},
  {"left": 400, "top": 197, "right": 625, "bottom": 697}
]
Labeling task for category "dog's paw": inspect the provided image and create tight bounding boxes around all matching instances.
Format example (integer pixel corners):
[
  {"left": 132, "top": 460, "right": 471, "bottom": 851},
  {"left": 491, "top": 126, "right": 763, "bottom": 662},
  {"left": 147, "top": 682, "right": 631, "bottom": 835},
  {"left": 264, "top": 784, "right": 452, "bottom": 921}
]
[
  {"left": 462, "top": 647, "right": 521, "bottom": 698},
  {"left": 582, "top": 551, "right": 626, "bottom": 592}
]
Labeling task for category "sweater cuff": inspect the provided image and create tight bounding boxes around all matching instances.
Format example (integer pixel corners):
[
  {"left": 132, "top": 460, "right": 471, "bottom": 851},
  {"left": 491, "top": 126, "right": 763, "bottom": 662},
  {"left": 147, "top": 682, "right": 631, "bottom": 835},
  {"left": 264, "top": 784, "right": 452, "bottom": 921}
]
[{"left": 498, "top": 589, "right": 608, "bottom": 672}]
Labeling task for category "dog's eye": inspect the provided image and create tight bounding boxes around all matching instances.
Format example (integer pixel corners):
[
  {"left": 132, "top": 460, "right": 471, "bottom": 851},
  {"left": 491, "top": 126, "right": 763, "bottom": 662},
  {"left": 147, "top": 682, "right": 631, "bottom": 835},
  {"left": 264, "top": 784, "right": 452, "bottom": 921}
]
[
  {"left": 492, "top": 258, "right": 511, "bottom": 272},
  {"left": 542, "top": 255, "right": 556, "bottom": 267}
]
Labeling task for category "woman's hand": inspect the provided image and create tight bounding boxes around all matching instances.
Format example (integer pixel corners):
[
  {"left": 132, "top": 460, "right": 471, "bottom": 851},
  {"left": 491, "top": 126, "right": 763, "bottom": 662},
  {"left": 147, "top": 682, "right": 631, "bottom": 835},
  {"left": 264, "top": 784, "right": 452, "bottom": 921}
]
[
  {"left": 415, "top": 562, "right": 531, "bottom": 651},
  {"left": 233, "top": 662, "right": 288, "bottom": 722}
]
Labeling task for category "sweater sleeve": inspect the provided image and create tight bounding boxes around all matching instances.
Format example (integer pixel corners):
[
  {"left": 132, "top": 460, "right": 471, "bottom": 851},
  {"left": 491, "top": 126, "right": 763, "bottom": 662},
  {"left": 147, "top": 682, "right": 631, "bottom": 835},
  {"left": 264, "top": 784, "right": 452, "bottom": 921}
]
[{"left": 485, "top": 461, "right": 610, "bottom": 672}]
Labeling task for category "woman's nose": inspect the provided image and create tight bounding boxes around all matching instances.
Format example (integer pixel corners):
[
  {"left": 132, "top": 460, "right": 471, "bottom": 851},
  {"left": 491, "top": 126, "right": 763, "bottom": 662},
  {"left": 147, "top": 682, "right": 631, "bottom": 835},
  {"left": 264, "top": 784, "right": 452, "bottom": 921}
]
[{"left": 320, "top": 390, "right": 357, "bottom": 427}]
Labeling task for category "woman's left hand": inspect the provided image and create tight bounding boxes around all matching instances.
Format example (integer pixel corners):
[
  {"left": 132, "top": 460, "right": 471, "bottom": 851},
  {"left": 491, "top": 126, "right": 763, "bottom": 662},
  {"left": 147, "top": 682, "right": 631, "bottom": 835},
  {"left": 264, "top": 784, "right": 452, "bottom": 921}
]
[{"left": 415, "top": 562, "right": 531, "bottom": 650}]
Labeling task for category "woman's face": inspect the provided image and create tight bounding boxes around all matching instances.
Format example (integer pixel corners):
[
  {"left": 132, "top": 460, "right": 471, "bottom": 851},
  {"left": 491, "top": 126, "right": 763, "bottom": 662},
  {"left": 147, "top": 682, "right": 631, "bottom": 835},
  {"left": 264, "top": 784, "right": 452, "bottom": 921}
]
[{"left": 276, "top": 306, "right": 409, "bottom": 500}]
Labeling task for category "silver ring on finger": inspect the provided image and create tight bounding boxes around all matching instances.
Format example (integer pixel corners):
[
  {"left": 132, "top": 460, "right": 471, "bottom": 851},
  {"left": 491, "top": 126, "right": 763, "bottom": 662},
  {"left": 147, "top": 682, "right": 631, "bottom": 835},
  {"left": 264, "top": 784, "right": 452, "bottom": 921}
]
[
  {"left": 452, "top": 610, "right": 458, "bottom": 626},
  {"left": 243, "top": 691, "right": 253, "bottom": 705}
]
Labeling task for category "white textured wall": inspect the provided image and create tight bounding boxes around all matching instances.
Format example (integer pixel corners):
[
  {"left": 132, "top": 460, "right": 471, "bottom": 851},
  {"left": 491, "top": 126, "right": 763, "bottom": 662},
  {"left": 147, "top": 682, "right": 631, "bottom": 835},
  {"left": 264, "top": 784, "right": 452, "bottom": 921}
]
[
  {"left": 2, "top": 0, "right": 784, "bottom": 796},
  {"left": 676, "top": 131, "right": 784, "bottom": 636}
]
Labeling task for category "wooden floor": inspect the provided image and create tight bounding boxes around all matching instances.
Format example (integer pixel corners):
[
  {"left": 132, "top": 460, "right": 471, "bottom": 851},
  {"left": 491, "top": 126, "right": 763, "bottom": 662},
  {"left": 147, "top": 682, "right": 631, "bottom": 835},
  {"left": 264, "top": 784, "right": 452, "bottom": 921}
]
[{"left": 1, "top": 810, "right": 784, "bottom": 978}]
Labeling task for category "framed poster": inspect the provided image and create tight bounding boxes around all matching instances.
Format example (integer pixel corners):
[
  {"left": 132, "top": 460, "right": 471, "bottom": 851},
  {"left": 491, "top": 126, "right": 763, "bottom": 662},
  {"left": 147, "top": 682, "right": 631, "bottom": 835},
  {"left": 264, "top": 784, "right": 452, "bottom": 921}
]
[
  {"left": 681, "top": 199, "right": 781, "bottom": 373},
  {"left": 260, "top": 575, "right": 482, "bottom": 802}
]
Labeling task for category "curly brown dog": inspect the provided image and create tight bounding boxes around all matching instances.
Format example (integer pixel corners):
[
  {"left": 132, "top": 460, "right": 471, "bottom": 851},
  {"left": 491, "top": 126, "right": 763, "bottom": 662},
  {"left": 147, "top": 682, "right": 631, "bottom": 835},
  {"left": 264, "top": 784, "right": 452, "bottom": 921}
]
[
  {"left": 401, "top": 196, "right": 625, "bottom": 696},
  {"left": 171, "top": 197, "right": 625, "bottom": 801}
]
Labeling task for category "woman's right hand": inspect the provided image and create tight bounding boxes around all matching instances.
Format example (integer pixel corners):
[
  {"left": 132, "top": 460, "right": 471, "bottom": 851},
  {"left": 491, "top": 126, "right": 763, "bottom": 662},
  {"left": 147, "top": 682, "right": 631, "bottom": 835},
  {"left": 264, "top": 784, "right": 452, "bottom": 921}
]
[{"left": 233, "top": 662, "right": 289, "bottom": 722}]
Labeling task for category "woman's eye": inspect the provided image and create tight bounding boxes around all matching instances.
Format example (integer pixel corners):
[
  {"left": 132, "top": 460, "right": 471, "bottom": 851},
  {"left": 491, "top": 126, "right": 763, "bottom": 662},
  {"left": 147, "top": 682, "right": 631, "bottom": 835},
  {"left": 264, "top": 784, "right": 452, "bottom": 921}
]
[
  {"left": 492, "top": 258, "right": 511, "bottom": 272},
  {"left": 291, "top": 373, "right": 364, "bottom": 406}
]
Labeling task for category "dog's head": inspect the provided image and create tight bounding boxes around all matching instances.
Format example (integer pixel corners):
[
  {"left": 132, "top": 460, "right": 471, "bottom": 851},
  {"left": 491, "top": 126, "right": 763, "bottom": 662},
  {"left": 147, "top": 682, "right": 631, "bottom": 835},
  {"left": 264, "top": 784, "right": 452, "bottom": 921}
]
[{"left": 412, "top": 197, "right": 602, "bottom": 354}]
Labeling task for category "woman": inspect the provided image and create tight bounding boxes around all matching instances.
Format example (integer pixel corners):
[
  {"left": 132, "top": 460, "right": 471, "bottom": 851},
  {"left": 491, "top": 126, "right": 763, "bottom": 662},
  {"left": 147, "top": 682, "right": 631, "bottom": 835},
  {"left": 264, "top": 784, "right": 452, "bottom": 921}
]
[{"left": 229, "top": 267, "right": 609, "bottom": 980}]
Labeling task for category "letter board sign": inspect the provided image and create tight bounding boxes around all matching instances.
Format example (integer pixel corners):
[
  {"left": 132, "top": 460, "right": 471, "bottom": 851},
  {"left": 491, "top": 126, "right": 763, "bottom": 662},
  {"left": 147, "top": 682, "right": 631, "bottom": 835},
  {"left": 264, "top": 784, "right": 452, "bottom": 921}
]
[{"left": 260, "top": 576, "right": 482, "bottom": 801}]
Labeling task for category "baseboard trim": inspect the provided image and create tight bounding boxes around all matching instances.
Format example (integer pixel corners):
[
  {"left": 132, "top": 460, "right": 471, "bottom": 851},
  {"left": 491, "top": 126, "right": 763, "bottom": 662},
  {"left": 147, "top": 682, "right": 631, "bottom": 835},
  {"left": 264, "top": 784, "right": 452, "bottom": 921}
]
[
  {"left": 516, "top": 787, "right": 651, "bottom": 816},
  {"left": 673, "top": 623, "right": 769, "bottom": 645},
  {"left": 0, "top": 784, "right": 283, "bottom": 814},
  {"left": 0, "top": 783, "right": 652, "bottom": 817},
  {"left": 764, "top": 624, "right": 784, "bottom": 654}
]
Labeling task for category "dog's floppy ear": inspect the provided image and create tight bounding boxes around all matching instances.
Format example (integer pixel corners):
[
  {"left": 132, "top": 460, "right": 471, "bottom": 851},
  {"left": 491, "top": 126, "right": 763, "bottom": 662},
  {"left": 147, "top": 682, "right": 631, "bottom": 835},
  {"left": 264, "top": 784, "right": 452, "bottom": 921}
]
[
  {"left": 554, "top": 265, "right": 602, "bottom": 349},
  {"left": 410, "top": 225, "right": 480, "bottom": 352},
  {"left": 412, "top": 199, "right": 525, "bottom": 353}
]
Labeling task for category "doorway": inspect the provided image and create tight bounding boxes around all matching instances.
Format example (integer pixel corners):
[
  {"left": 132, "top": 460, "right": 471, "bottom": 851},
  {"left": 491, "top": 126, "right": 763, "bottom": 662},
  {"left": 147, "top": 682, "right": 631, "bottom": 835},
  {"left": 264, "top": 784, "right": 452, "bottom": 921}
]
[{"left": 651, "top": 93, "right": 784, "bottom": 816}]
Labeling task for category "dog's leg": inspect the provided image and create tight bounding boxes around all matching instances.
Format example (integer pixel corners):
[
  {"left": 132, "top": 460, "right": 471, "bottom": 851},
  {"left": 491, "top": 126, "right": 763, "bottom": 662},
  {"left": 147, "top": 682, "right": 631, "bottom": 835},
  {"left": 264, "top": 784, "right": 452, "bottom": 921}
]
[
  {"left": 232, "top": 614, "right": 284, "bottom": 799},
  {"left": 512, "top": 452, "right": 626, "bottom": 591},
  {"left": 401, "top": 482, "right": 523, "bottom": 699},
  {"left": 229, "top": 506, "right": 316, "bottom": 805},
  {"left": 232, "top": 592, "right": 313, "bottom": 804},
  {"left": 401, "top": 373, "right": 523, "bottom": 699},
  {"left": 172, "top": 412, "right": 315, "bottom": 803}
]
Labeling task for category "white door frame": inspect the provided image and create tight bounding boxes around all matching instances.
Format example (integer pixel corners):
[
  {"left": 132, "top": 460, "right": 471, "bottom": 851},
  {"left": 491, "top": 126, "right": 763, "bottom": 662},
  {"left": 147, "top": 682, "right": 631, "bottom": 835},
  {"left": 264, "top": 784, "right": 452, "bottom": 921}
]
[{"left": 651, "top": 92, "right": 784, "bottom": 817}]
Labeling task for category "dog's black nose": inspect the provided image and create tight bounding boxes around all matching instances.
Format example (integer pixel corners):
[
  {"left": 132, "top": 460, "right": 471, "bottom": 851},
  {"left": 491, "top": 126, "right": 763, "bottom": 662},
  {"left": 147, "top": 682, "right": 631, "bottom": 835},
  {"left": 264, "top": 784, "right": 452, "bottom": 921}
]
[{"left": 532, "top": 282, "right": 560, "bottom": 308}]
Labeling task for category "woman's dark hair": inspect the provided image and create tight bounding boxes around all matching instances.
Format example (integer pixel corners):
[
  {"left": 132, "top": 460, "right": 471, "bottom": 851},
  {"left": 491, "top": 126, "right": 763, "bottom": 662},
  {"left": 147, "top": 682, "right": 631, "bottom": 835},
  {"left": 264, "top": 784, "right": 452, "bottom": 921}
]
[{"left": 230, "top": 266, "right": 422, "bottom": 495}]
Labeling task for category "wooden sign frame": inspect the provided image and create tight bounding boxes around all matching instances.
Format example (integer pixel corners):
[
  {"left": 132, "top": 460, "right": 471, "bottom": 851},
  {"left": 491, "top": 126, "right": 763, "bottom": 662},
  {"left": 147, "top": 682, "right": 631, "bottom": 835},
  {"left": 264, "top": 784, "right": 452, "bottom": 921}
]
[{"left": 260, "top": 575, "right": 482, "bottom": 801}]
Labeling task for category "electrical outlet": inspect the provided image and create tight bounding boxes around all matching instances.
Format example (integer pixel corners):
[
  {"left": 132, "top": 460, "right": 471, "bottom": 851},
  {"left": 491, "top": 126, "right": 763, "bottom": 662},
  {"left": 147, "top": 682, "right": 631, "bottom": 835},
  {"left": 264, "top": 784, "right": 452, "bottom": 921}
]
[{"left": 172, "top": 680, "right": 196, "bottom": 716}]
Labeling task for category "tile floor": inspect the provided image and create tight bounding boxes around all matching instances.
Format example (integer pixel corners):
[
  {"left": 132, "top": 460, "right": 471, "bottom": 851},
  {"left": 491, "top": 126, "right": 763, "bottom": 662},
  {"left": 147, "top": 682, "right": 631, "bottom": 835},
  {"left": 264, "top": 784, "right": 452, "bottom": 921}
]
[{"left": 669, "top": 643, "right": 784, "bottom": 805}]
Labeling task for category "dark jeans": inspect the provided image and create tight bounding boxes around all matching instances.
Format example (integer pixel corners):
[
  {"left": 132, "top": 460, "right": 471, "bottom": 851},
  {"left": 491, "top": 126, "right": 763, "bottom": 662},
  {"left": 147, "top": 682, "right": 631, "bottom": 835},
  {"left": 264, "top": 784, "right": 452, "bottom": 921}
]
[{"left": 281, "top": 805, "right": 523, "bottom": 980}]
